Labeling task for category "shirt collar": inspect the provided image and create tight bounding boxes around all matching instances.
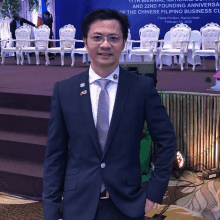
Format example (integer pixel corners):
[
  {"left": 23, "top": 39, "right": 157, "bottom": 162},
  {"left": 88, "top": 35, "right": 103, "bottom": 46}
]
[{"left": 89, "top": 66, "right": 119, "bottom": 84}]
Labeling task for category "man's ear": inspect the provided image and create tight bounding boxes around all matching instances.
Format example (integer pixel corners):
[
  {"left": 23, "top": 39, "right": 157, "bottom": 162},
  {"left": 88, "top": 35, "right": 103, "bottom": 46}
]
[{"left": 83, "top": 38, "right": 88, "bottom": 50}]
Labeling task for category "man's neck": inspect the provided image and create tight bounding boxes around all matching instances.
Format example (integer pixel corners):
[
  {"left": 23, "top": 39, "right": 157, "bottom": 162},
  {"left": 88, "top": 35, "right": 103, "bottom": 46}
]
[{"left": 91, "top": 63, "right": 119, "bottom": 78}]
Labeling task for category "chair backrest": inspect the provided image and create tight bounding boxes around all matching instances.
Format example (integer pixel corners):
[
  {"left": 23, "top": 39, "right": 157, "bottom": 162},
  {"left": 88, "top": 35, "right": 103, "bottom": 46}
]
[
  {"left": 59, "top": 24, "right": 76, "bottom": 48},
  {"left": 34, "top": 25, "right": 50, "bottom": 47},
  {"left": 170, "top": 23, "right": 191, "bottom": 50},
  {"left": 122, "top": 29, "right": 131, "bottom": 52},
  {"left": 200, "top": 22, "right": 220, "bottom": 50},
  {"left": 163, "top": 31, "right": 172, "bottom": 49},
  {"left": 139, "top": 24, "right": 160, "bottom": 50},
  {"left": 15, "top": 25, "right": 31, "bottom": 48},
  {"left": 188, "top": 30, "right": 201, "bottom": 50}
]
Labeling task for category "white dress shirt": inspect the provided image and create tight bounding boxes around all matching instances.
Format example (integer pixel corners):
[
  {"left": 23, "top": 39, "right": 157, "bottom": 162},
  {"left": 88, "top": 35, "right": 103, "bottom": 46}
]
[
  {"left": 89, "top": 66, "right": 119, "bottom": 127},
  {"left": 16, "top": 21, "right": 21, "bottom": 29}
]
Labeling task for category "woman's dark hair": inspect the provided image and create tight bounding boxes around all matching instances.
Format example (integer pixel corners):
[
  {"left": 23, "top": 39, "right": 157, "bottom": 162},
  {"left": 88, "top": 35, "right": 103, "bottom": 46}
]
[
  {"left": 44, "top": 11, "right": 53, "bottom": 22},
  {"left": 82, "top": 9, "right": 130, "bottom": 40}
]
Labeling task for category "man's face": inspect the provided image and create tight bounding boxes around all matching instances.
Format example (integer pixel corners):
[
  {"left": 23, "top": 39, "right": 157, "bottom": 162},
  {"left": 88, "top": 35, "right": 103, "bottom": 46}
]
[{"left": 83, "top": 19, "right": 125, "bottom": 70}]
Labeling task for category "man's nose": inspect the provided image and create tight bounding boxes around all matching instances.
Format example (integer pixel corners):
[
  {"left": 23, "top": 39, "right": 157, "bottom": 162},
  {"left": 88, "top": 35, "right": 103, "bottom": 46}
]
[{"left": 100, "top": 38, "right": 111, "bottom": 48}]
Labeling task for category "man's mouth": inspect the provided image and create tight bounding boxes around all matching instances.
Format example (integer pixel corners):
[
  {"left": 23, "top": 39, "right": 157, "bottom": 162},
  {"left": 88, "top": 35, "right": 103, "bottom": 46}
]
[{"left": 98, "top": 53, "right": 112, "bottom": 56}]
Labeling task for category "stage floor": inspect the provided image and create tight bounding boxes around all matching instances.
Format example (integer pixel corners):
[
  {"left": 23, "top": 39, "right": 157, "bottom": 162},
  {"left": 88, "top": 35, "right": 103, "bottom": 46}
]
[{"left": 0, "top": 56, "right": 219, "bottom": 96}]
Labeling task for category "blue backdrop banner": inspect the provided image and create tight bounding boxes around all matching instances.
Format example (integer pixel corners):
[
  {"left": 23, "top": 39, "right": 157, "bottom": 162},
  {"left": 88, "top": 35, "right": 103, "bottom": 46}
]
[
  {"left": 56, "top": 0, "right": 220, "bottom": 40},
  {"left": 91, "top": 0, "right": 220, "bottom": 39}
]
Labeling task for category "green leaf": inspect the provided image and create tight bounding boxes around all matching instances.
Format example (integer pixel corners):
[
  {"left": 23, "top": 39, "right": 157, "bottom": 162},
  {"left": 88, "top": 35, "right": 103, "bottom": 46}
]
[{"left": 205, "top": 77, "right": 212, "bottom": 83}]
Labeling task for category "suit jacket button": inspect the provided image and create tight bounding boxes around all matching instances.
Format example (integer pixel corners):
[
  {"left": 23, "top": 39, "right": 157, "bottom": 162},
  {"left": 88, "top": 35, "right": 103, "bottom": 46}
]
[{"left": 101, "top": 163, "right": 106, "bottom": 168}]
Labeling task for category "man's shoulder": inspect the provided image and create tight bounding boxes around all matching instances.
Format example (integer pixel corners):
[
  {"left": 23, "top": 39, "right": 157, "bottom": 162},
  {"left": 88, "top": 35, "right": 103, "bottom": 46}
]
[
  {"left": 10, "top": 19, "right": 16, "bottom": 24},
  {"left": 56, "top": 69, "right": 88, "bottom": 88}
]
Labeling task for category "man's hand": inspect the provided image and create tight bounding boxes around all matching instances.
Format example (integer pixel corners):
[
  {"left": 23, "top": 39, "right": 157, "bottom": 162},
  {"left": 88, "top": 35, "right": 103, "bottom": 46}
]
[{"left": 145, "top": 199, "right": 155, "bottom": 214}]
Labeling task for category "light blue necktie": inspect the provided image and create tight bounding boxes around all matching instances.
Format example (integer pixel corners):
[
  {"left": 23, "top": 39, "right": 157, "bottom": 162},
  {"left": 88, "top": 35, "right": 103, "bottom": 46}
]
[{"left": 96, "top": 79, "right": 111, "bottom": 192}]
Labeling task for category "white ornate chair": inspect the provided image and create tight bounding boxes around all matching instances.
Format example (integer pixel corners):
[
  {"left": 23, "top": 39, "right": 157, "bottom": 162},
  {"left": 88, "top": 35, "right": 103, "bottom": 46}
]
[
  {"left": 72, "top": 42, "right": 89, "bottom": 67},
  {"left": 192, "top": 22, "right": 220, "bottom": 71},
  {"left": 129, "top": 24, "right": 160, "bottom": 63},
  {"left": 159, "top": 31, "right": 176, "bottom": 66},
  {"left": 35, "top": 25, "right": 50, "bottom": 65},
  {"left": 188, "top": 30, "right": 201, "bottom": 66},
  {"left": 15, "top": 25, "right": 32, "bottom": 65},
  {"left": 121, "top": 29, "right": 132, "bottom": 62},
  {"left": 46, "top": 24, "right": 76, "bottom": 66},
  {"left": 1, "top": 38, "right": 19, "bottom": 65},
  {"left": 1, "top": 26, "right": 31, "bottom": 65},
  {"left": 19, "top": 25, "right": 50, "bottom": 65},
  {"left": 159, "top": 23, "right": 191, "bottom": 71}
]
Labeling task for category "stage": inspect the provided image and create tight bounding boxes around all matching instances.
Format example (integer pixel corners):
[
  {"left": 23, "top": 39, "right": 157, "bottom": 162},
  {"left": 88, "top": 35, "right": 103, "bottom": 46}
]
[{"left": 0, "top": 56, "right": 220, "bottom": 95}]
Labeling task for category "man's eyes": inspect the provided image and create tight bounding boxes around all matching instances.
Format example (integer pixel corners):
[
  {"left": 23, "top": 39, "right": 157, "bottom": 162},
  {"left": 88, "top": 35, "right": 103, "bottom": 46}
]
[
  {"left": 92, "top": 36, "right": 102, "bottom": 41},
  {"left": 91, "top": 35, "right": 119, "bottom": 41},
  {"left": 109, "top": 36, "right": 119, "bottom": 41}
]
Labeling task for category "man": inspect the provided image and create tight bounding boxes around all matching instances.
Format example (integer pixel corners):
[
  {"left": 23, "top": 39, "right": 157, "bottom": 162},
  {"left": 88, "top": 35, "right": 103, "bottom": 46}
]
[
  {"left": 10, "top": 14, "right": 36, "bottom": 58},
  {"left": 43, "top": 9, "right": 176, "bottom": 220},
  {"left": 10, "top": 14, "right": 36, "bottom": 39}
]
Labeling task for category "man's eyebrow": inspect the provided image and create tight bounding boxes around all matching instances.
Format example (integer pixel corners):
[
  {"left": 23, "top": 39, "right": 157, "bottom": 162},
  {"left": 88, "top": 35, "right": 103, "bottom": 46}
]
[{"left": 92, "top": 32, "right": 119, "bottom": 36}]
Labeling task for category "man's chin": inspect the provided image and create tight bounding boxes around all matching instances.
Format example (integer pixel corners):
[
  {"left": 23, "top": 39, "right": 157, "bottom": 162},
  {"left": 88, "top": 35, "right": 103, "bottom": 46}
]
[{"left": 97, "top": 59, "right": 118, "bottom": 67}]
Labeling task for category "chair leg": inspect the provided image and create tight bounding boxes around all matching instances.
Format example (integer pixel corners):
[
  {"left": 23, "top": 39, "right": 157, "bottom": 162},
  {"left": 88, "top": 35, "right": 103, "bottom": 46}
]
[
  {"left": 215, "top": 56, "right": 219, "bottom": 72},
  {"left": 61, "top": 52, "right": 64, "bottom": 66},
  {"left": 180, "top": 54, "right": 184, "bottom": 71},
  {"left": 71, "top": 53, "right": 75, "bottom": 67},
  {"left": 219, "top": 58, "right": 220, "bottom": 70},
  {"left": 159, "top": 54, "right": 163, "bottom": 70},
  {"left": 1, "top": 52, "right": 5, "bottom": 65},
  {"left": 124, "top": 54, "right": 126, "bottom": 63},
  {"left": 172, "top": 56, "right": 174, "bottom": 69},
  {"left": 20, "top": 52, "right": 24, "bottom": 65},
  {"left": 45, "top": 53, "right": 49, "bottom": 66},
  {"left": 192, "top": 55, "right": 196, "bottom": 71},
  {"left": 36, "top": 52, "right": 40, "bottom": 65},
  {"left": 16, "top": 52, "right": 21, "bottom": 65},
  {"left": 149, "top": 54, "right": 153, "bottom": 62},
  {"left": 27, "top": 53, "right": 31, "bottom": 64},
  {"left": 185, "top": 56, "right": 188, "bottom": 70},
  {"left": 202, "top": 57, "right": 206, "bottom": 69}
]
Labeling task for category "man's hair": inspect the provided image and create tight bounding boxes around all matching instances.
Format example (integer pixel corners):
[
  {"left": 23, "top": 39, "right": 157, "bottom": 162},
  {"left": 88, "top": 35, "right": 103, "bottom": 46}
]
[
  {"left": 82, "top": 9, "right": 130, "bottom": 40},
  {"left": 13, "top": 14, "right": 20, "bottom": 20}
]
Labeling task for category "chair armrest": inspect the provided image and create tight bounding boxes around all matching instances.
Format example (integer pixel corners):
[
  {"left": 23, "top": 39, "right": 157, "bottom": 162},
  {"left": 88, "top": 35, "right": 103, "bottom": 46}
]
[
  {"left": 180, "top": 40, "right": 190, "bottom": 52},
  {"left": 75, "top": 39, "right": 84, "bottom": 43},
  {"left": 214, "top": 40, "right": 219, "bottom": 52},
  {"left": 130, "top": 40, "right": 141, "bottom": 49},
  {"left": 158, "top": 40, "right": 165, "bottom": 50}
]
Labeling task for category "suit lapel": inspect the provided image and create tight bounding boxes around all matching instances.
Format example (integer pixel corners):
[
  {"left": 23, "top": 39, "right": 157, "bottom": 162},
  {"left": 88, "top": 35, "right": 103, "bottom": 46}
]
[
  {"left": 102, "top": 67, "right": 130, "bottom": 159},
  {"left": 79, "top": 70, "right": 102, "bottom": 158}
]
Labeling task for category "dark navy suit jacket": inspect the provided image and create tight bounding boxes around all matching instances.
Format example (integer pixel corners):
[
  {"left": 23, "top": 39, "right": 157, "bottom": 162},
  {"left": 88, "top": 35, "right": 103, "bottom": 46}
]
[
  {"left": 42, "top": 67, "right": 176, "bottom": 220},
  {"left": 10, "top": 18, "right": 35, "bottom": 39}
]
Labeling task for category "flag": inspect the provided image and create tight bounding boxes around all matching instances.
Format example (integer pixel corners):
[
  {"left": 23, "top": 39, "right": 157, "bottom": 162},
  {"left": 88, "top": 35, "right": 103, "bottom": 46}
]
[{"left": 37, "top": 0, "right": 43, "bottom": 26}]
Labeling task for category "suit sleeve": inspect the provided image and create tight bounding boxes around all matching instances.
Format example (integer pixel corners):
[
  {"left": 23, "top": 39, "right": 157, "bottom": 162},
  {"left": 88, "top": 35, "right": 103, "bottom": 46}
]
[
  {"left": 22, "top": 18, "right": 35, "bottom": 27},
  {"left": 144, "top": 78, "right": 176, "bottom": 204},
  {"left": 42, "top": 82, "right": 69, "bottom": 220},
  {"left": 10, "top": 21, "right": 16, "bottom": 39}
]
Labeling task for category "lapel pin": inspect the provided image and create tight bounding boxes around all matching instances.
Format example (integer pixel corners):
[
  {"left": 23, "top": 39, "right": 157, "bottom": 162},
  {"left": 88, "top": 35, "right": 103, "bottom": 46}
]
[
  {"left": 113, "top": 74, "right": 117, "bottom": 79},
  {"left": 80, "top": 83, "right": 85, "bottom": 87},
  {"left": 80, "top": 90, "right": 87, "bottom": 96}
]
